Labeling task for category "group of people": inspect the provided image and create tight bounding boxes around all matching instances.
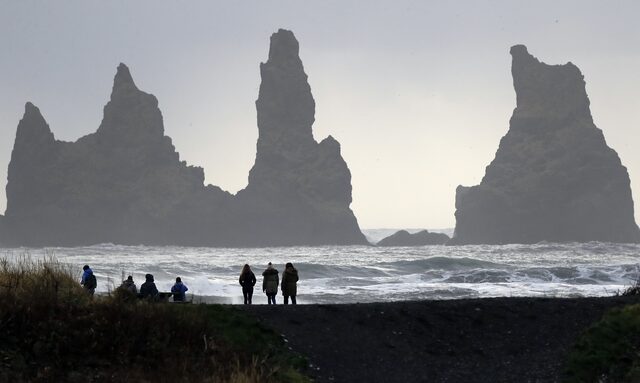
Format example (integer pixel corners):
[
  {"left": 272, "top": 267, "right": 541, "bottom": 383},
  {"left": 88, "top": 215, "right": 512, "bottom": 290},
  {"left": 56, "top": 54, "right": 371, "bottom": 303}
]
[
  {"left": 80, "top": 264, "right": 189, "bottom": 302},
  {"left": 240, "top": 262, "right": 299, "bottom": 305},
  {"left": 80, "top": 261, "right": 300, "bottom": 305},
  {"left": 118, "top": 274, "right": 190, "bottom": 302}
]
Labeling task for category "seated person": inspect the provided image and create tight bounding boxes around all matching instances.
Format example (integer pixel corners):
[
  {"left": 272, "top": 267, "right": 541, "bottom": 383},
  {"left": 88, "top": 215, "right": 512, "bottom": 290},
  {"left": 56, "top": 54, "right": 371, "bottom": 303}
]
[
  {"left": 171, "top": 277, "right": 189, "bottom": 302},
  {"left": 139, "top": 273, "right": 159, "bottom": 299}
]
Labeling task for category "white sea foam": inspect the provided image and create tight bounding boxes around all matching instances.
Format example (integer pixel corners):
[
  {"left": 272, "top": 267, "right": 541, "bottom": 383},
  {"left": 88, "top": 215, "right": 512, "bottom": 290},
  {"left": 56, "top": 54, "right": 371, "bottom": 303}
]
[{"left": 1, "top": 242, "right": 638, "bottom": 304}]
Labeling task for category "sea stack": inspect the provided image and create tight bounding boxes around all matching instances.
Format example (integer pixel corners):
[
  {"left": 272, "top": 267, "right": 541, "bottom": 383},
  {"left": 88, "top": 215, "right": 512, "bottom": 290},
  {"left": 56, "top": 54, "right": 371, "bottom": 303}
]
[
  {"left": 236, "top": 29, "right": 367, "bottom": 245},
  {"left": 4, "top": 68, "right": 229, "bottom": 246},
  {"left": 377, "top": 230, "right": 450, "bottom": 246},
  {"left": 451, "top": 45, "right": 640, "bottom": 244},
  {"left": 2, "top": 29, "right": 366, "bottom": 247}
]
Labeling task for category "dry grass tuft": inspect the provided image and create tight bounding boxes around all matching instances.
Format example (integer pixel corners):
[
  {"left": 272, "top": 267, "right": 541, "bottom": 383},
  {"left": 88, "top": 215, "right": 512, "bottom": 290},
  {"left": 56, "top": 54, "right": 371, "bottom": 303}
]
[{"left": 0, "top": 256, "right": 89, "bottom": 308}]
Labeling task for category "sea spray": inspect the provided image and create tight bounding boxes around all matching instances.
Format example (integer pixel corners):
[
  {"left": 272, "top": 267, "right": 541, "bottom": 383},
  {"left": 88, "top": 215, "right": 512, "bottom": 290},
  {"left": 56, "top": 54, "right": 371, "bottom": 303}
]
[{"left": 1, "top": 242, "right": 638, "bottom": 304}]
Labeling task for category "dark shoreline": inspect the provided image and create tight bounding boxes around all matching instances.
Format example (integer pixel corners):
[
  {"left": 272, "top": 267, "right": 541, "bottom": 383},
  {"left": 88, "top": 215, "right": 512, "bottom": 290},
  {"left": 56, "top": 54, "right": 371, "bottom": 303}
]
[{"left": 241, "top": 296, "right": 639, "bottom": 383}]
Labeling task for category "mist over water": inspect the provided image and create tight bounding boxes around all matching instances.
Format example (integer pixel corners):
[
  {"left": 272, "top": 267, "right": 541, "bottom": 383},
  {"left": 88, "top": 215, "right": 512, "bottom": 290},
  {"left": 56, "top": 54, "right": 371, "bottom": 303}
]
[{"left": 2, "top": 243, "right": 638, "bottom": 304}]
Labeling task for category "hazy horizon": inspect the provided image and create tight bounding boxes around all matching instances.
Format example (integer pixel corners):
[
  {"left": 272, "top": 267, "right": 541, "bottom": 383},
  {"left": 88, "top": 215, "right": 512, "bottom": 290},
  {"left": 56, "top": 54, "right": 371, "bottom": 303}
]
[{"left": 1, "top": 1, "right": 639, "bottom": 230}]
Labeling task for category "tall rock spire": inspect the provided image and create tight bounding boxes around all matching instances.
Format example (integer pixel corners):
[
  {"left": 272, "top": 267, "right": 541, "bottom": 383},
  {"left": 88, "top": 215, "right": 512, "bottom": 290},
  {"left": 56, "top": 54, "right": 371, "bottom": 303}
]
[
  {"left": 510, "top": 45, "right": 590, "bottom": 121},
  {"left": 112, "top": 63, "right": 137, "bottom": 93},
  {"left": 255, "top": 29, "right": 316, "bottom": 154},
  {"left": 452, "top": 45, "right": 640, "bottom": 244},
  {"left": 240, "top": 29, "right": 367, "bottom": 245},
  {"left": 13, "top": 102, "right": 55, "bottom": 149},
  {"left": 96, "top": 63, "right": 164, "bottom": 142},
  {"left": 5, "top": 103, "right": 57, "bottom": 217}
]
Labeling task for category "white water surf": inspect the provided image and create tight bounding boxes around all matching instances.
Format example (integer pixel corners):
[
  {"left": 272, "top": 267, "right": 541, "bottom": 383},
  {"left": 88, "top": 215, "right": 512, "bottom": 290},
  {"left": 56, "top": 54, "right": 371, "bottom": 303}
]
[{"left": 2, "top": 242, "right": 638, "bottom": 304}]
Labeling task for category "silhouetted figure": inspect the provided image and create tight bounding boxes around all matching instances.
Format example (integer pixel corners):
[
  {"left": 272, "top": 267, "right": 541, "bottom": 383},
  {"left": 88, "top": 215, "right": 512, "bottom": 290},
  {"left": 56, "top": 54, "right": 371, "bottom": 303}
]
[
  {"left": 120, "top": 275, "right": 137, "bottom": 295},
  {"left": 239, "top": 264, "right": 257, "bottom": 304},
  {"left": 282, "top": 262, "right": 299, "bottom": 305},
  {"left": 140, "top": 273, "right": 159, "bottom": 300},
  {"left": 262, "top": 262, "right": 279, "bottom": 305},
  {"left": 80, "top": 265, "right": 97, "bottom": 296},
  {"left": 171, "top": 277, "right": 189, "bottom": 302}
]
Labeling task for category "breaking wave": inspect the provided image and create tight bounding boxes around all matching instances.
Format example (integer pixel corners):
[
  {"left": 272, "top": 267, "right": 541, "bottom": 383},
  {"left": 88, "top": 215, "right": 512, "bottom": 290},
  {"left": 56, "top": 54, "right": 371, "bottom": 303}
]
[{"left": 1, "top": 242, "right": 638, "bottom": 304}]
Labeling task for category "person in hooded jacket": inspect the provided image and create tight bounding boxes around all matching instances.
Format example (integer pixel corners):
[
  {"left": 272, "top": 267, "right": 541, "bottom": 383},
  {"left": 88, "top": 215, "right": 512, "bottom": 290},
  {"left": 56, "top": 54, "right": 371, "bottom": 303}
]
[
  {"left": 262, "top": 262, "right": 279, "bottom": 305},
  {"left": 171, "top": 277, "right": 189, "bottom": 302},
  {"left": 239, "top": 264, "right": 257, "bottom": 304},
  {"left": 281, "top": 262, "right": 299, "bottom": 305},
  {"left": 140, "top": 273, "right": 159, "bottom": 300},
  {"left": 120, "top": 275, "right": 137, "bottom": 294},
  {"left": 80, "top": 265, "right": 97, "bottom": 296}
]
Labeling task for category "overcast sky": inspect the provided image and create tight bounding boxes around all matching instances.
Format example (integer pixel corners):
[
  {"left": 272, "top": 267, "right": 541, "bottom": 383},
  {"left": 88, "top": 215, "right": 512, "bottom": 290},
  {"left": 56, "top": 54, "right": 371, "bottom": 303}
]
[{"left": 1, "top": 1, "right": 639, "bottom": 229}]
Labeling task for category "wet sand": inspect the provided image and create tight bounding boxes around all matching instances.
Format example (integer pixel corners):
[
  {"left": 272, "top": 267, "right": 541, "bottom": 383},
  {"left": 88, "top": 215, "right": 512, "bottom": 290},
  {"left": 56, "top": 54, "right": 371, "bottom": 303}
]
[{"left": 242, "top": 296, "right": 639, "bottom": 383}]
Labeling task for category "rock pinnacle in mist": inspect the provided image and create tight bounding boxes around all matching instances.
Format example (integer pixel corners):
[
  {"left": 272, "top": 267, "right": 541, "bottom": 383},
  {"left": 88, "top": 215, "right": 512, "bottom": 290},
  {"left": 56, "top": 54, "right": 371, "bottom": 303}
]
[{"left": 452, "top": 45, "right": 640, "bottom": 244}]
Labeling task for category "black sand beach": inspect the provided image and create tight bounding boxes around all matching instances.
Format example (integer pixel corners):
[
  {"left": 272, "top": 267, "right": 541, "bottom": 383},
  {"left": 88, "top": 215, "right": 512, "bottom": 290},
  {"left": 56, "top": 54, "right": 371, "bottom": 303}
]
[{"left": 243, "top": 296, "right": 639, "bottom": 383}]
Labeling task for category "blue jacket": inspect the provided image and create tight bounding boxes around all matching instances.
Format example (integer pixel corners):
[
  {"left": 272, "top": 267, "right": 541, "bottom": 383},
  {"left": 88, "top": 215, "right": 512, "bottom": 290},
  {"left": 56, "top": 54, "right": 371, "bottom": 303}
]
[
  {"left": 81, "top": 268, "right": 93, "bottom": 285},
  {"left": 171, "top": 282, "right": 189, "bottom": 301}
]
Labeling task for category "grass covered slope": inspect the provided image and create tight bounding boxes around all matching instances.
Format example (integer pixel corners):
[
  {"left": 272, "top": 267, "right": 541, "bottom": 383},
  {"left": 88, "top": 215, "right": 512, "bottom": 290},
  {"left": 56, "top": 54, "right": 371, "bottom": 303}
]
[
  {"left": 0, "top": 258, "right": 309, "bottom": 382},
  {"left": 565, "top": 303, "right": 640, "bottom": 382}
]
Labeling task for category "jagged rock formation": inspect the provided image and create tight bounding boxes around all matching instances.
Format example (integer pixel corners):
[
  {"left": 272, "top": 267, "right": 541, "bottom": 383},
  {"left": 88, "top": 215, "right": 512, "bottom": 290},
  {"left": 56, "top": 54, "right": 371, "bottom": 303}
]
[
  {"left": 377, "top": 230, "right": 450, "bottom": 246},
  {"left": 5, "top": 74, "right": 232, "bottom": 246},
  {"left": 452, "top": 45, "right": 640, "bottom": 244},
  {"left": 235, "top": 29, "right": 366, "bottom": 245},
  {"left": 2, "top": 29, "right": 367, "bottom": 247}
]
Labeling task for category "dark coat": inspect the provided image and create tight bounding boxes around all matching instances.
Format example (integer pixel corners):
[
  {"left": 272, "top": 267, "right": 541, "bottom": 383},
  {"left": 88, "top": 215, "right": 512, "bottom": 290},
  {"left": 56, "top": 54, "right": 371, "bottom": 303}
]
[
  {"left": 120, "top": 280, "right": 137, "bottom": 294},
  {"left": 239, "top": 271, "right": 257, "bottom": 292},
  {"left": 262, "top": 268, "right": 279, "bottom": 294},
  {"left": 281, "top": 267, "right": 299, "bottom": 297},
  {"left": 140, "top": 281, "right": 159, "bottom": 298}
]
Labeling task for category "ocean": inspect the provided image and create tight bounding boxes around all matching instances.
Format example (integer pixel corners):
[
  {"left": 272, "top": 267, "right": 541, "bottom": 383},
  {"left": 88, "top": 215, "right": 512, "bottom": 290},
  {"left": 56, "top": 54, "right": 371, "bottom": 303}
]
[{"left": 2, "top": 241, "right": 638, "bottom": 304}]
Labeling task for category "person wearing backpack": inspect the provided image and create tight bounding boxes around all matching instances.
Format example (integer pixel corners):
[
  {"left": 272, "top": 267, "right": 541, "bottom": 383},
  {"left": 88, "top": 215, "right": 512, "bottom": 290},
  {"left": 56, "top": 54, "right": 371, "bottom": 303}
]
[{"left": 80, "top": 265, "right": 97, "bottom": 296}]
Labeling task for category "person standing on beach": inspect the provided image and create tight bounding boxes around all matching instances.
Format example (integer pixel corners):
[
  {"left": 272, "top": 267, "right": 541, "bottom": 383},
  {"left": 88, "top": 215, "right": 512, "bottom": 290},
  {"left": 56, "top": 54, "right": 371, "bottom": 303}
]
[
  {"left": 171, "top": 277, "right": 189, "bottom": 302},
  {"left": 281, "top": 262, "right": 299, "bottom": 305},
  {"left": 239, "top": 264, "right": 257, "bottom": 304},
  {"left": 140, "top": 274, "right": 159, "bottom": 300},
  {"left": 262, "top": 262, "right": 279, "bottom": 305},
  {"left": 80, "top": 265, "right": 97, "bottom": 296}
]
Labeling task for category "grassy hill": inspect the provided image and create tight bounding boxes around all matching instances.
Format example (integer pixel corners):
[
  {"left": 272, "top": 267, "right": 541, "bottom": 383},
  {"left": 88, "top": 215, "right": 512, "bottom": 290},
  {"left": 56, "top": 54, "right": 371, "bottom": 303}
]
[{"left": 0, "top": 258, "right": 309, "bottom": 382}]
